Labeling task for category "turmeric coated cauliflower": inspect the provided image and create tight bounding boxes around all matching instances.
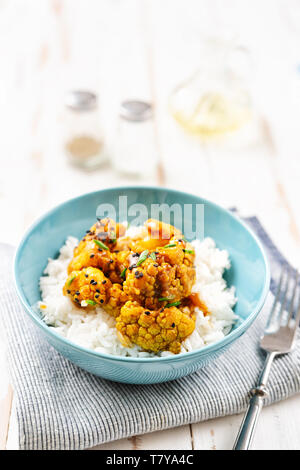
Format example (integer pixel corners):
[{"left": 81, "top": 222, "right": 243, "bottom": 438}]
[
  {"left": 116, "top": 301, "right": 195, "bottom": 354},
  {"left": 63, "top": 266, "right": 128, "bottom": 316},
  {"left": 63, "top": 218, "right": 202, "bottom": 354},
  {"left": 104, "top": 283, "right": 129, "bottom": 318},
  {"left": 122, "top": 244, "right": 195, "bottom": 310},
  {"left": 68, "top": 240, "right": 131, "bottom": 284},
  {"left": 63, "top": 267, "right": 112, "bottom": 307},
  {"left": 74, "top": 218, "right": 126, "bottom": 257}
]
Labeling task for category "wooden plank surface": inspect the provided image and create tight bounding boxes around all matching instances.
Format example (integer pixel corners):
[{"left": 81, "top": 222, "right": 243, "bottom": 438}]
[{"left": 1, "top": 0, "right": 300, "bottom": 450}]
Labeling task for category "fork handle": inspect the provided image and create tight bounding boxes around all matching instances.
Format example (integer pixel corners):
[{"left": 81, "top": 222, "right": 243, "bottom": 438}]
[
  {"left": 233, "top": 389, "right": 266, "bottom": 450},
  {"left": 233, "top": 351, "right": 276, "bottom": 450}
]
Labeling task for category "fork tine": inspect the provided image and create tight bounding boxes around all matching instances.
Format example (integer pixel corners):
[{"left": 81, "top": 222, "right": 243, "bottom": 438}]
[
  {"left": 289, "top": 285, "right": 300, "bottom": 344},
  {"left": 286, "top": 270, "right": 299, "bottom": 324},
  {"left": 265, "top": 268, "right": 285, "bottom": 330}
]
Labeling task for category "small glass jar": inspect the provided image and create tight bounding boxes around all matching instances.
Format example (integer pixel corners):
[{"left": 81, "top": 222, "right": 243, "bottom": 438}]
[
  {"left": 112, "top": 100, "right": 157, "bottom": 177},
  {"left": 64, "top": 90, "right": 108, "bottom": 169},
  {"left": 169, "top": 37, "right": 253, "bottom": 140}
]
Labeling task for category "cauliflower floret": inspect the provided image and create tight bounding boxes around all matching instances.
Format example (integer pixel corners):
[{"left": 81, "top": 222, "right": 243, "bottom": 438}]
[
  {"left": 123, "top": 258, "right": 159, "bottom": 309},
  {"left": 68, "top": 240, "right": 113, "bottom": 272},
  {"left": 116, "top": 301, "right": 195, "bottom": 354},
  {"left": 104, "top": 283, "right": 128, "bottom": 318},
  {"left": 63, "top": 267, "right": 128, "bottom": 317},
  {"left": 123, "top": 251, "right": 195, "bottom": 309},
  {"left": 74, "top": 218, "right": 126, "bottom": 256},
  {"left": 68, "top": 240, "right": 131, "bottom": 285},
  {"left": 63, "top": 267, "right": 112, "bottom": 307}
]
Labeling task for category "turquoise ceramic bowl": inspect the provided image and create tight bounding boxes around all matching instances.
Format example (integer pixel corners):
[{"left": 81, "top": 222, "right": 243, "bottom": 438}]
[{"left": 14, "top": 187, "right": 270, "bottom": 384}]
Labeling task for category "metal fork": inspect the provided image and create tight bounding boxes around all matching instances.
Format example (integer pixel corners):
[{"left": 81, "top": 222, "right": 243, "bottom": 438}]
[{"left": 233, "top": 267, "right": 300, "bottom": 450}]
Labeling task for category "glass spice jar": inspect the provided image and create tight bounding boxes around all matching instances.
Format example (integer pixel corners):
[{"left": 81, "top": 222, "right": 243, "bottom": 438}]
[
  {"left": 112, "top": 100, "right": 157, "bottom": 177},
  {"left": 64, "top": 90, "right": 108, "bottom": 169}
]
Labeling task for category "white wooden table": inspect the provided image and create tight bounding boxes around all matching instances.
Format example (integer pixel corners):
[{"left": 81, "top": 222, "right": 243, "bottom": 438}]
[{"left": 1, "top": 0, "right": 300, "bottom": 450}]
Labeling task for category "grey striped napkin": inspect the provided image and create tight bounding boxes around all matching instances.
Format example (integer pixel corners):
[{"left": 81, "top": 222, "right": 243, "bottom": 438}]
[{"left": 1, "top": 217, "right": 300, "bottom": 450}]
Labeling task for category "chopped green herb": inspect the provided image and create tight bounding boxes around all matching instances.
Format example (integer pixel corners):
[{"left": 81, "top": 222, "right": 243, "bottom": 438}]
[
  {"left": 158, "top": 296, "right": 174, "bottom": 302},
  {"left": 136, "top": 250, "right": 149, "bottom": 266},
  {"left": 164, "top": 243, "right": 177, "bottom": 248},
  {"left": 120, "top": 268, "right": 127, "bottom": 279},
  {"left": 183, "top": 249, "right": 194, "bottom": 254},
  {"left": 67, "top": 275, "right": 76, "bottom": 286},
  {"left": 94, "top": 239, "right": 109, "bottom": 250},
  {"left": 149, "top": 252, "right": 156, "bottom": 261},
  {"left": 86, "top": 299, "right": 96, "bottom": 306},
  {"left": 165, "top": 301, "right": 181, "bottom": 308}
]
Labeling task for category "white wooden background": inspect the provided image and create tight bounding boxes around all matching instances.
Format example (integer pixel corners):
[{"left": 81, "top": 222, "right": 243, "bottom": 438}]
[{"left": 1, "top": 0, "right": 300, "bottom": 450}]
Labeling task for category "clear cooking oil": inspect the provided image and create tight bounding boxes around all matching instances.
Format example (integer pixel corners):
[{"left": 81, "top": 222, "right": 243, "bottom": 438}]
[{"left": 169, "top": 38, "right": 253, "bottom": 139}]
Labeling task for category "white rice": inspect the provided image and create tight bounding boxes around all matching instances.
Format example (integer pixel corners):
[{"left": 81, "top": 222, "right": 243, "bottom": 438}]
[{"left": 38, "top": 230, "right": 237, "bottom": 358}]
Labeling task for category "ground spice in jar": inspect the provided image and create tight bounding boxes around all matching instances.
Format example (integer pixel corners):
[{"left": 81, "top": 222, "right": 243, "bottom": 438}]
[
  {"left": 64, "top": 90, "right": 108, "bottom": 169},
  {"left": 65, "top": 135, "right": 103, "bottom": 159}
]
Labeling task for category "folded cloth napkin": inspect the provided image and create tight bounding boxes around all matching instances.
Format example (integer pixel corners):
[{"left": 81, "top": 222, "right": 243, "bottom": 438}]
[{"left": 1, "top": 216, "right": 300, "bottom": 450}]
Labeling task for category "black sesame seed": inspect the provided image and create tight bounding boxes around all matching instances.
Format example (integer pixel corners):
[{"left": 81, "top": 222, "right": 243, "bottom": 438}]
[
  {"left": 75, "top": 291, "right": 80, "bottom": 295},
  {"left": 67, "top": 290, "right": 70, "bottom": 294},
  {"left": 102, "top": 280, "right": 106, "bottom": 284},
  {"left": 96, "top": 289, "right": 100, "bottom": 293},
  {"left": 90, "top": 279, "right": 95, "bottom": 284},
  {"left": 100, "top": 299, "right": 104, "bottom": 304},
  {"left": 85, "top": 274, "right": 88, "bottom": 278},
  {"left": 171, "top": 323, "right": 175, "bottom": 327},
  {"left": 86, "top": 230, "right": 90, "bottom": 233},
  {"left": 98, "top": 248, "right": 103, "bottom": 252},
  {"left": 109, "top": 259, "right": 113, "bottom": 264},
  {"left": 90, "top": 254, "right": 95, "bottom": 258},
  {"left": 154, "top": 263, "right": 159, "bottom": 267},
  {"left": 155, "top": 251, "right": 159, "bottom": 255},
  {"left": 134, "top": 270, "right": 144, "bottom": 279},
  {"left": 95, "top": 294, "right": 99, "bottom": 299},
  {"left": 145, "top": 311, "right": 151, "bottom": 315}
]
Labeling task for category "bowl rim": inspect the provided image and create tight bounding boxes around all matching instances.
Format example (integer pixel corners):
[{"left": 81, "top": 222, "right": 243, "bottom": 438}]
[{"left": 14, "top": 185, "right": 270, "bottom": 363}]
